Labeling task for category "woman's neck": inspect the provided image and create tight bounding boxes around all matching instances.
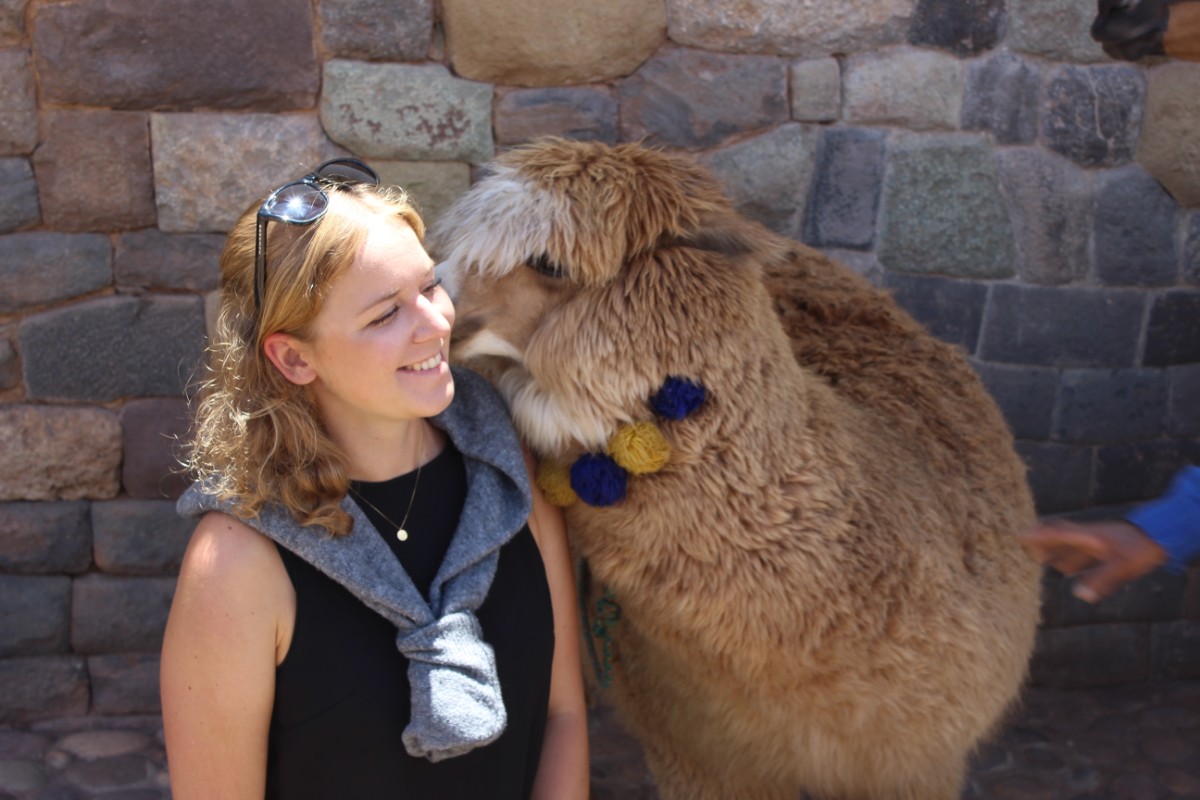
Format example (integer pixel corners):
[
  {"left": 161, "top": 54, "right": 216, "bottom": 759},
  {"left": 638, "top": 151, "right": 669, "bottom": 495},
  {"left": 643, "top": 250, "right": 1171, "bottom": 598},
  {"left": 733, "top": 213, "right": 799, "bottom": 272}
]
[{"left": 333, "top": 418, "right": 444, "bottom": 482}]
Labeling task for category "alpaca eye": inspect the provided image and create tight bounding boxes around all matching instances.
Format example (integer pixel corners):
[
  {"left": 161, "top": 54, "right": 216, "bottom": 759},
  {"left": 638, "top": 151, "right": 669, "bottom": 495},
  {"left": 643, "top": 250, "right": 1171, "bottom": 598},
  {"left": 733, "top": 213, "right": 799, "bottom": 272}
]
[{"left": 527, "top": 253, "right": 566, "bottom": 279}]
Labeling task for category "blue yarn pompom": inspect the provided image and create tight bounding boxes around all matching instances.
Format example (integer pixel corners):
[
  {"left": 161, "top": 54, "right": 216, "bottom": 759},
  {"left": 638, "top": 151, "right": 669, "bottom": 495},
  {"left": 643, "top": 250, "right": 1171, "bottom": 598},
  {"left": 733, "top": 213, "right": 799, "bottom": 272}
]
[
  {"left": 650, "top": 376, "right": 707, "bottom": 421},
  {"left": 570, "top": 453, "right": 628, "bottom": 507}
]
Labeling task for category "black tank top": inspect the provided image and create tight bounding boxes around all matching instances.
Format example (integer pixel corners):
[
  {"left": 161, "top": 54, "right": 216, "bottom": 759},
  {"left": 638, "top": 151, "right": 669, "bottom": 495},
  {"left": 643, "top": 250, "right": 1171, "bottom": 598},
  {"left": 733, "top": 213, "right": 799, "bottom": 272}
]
[{"left": 265, "top": 443, "right": 555, "bottom": 799}]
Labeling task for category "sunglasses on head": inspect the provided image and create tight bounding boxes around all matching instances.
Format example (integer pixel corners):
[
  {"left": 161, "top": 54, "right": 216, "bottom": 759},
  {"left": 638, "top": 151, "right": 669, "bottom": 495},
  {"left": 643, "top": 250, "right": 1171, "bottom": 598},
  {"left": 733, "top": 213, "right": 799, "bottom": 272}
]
[{"left": 253, "top": 158, "right": 380, "bottom": 314}]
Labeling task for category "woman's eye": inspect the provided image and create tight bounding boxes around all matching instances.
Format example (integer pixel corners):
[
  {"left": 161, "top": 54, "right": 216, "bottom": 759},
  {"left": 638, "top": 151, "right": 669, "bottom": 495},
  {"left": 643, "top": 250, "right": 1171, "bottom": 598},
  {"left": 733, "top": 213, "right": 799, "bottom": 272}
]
[
  {"left": 423, "top": 277, "right": 444, "bottom": 295},
  {"left": 369, "top": 306, "right": 398, "bottom": 327}
]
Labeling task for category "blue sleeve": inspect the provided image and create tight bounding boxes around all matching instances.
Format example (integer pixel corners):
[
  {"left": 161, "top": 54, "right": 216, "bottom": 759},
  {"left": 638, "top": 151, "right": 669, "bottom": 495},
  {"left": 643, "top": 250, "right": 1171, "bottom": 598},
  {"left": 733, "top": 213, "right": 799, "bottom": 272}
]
[{"left": 1125, "top": 465, "right": 1200, "bottom": 572}]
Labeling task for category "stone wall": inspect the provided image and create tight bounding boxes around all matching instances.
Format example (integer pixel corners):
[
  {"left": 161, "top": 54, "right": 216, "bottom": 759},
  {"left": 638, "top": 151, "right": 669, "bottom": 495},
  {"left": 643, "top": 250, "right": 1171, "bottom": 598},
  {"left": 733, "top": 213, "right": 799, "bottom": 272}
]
[{"left": 1, "top": 0, "right": 1198, "bottom": 723}]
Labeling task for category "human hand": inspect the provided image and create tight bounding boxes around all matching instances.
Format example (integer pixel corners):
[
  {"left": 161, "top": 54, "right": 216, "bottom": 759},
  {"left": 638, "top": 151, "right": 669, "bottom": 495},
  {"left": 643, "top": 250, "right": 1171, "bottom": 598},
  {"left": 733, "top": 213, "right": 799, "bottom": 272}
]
[{"left": 1018, "top": 519, "right": 1168, "bottom": 603}]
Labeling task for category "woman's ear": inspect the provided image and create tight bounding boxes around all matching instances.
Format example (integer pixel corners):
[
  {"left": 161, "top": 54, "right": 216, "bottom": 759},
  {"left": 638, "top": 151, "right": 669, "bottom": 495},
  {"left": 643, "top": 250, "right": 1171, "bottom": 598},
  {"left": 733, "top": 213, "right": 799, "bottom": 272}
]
[{"left": 263, "top": 333, "right": 317, "bottom": 385}]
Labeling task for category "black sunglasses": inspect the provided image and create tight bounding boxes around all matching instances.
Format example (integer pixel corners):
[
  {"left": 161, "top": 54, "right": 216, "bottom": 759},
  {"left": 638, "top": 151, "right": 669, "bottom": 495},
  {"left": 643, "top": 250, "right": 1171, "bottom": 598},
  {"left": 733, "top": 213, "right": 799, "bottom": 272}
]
[{"left": 253, "top": 158, "right": 380, "bottom": 314}]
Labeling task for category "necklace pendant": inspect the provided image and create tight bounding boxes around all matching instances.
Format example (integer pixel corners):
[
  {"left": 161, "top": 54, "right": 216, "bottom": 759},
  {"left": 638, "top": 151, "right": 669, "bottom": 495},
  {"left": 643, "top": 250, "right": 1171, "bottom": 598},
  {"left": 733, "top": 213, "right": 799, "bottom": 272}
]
[{"left": 397, "top": 528, "right": 409, "bottom": 542}]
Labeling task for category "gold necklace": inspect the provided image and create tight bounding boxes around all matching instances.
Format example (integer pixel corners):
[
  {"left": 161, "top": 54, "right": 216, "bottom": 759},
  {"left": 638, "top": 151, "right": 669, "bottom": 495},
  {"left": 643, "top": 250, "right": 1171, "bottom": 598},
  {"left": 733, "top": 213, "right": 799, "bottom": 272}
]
[{"left": 348, "top": 431, "right": 426, "bottom": 542}]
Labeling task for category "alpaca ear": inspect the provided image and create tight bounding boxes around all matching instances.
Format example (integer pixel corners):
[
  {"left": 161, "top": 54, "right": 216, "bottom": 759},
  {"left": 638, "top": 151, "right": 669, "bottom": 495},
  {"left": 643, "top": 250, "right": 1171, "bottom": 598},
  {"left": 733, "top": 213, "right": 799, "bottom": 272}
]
[
  {"left": 263, "top": 333, "right": 317, "bottom": 385},
  {"left": 664, "top": 214, "right": 758, "bottom": 259}
]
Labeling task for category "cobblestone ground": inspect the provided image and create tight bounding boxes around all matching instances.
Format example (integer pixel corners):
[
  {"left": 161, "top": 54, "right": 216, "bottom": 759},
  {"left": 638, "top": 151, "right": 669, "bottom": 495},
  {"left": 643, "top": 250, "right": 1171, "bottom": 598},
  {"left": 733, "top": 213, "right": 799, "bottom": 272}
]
[{"left": 1, "top": 681, "right": 1197, "bottom": 799}]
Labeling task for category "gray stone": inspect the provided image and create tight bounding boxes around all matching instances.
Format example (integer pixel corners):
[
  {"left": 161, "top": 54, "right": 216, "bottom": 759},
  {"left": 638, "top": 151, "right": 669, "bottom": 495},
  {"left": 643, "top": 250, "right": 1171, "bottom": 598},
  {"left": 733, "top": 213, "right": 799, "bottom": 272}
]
[
  {"left": 908, "top": 0, "right": 1005, "bottom": 56},
  {"left": 19, "top": 295, "right": 207, "bottom": 402},
  {"left": 92, "top": 500, "right": 193, "bottom": 576},
  {"left": 55, "top": 730, "right": 151, "bottom": 761},
  {"left": 666, "top": 0, "right": 910, "bottom": 58},
  {"left": 0, "top": 233, "right": 111, "bottom": 313},
  {"left": 1152, "top": 620, "right": 1200, "bottom": 680},
  {"left": 88, "top": 656, "right": 161, "bottom": 716},
  {"left": 61, "top": 755, "right": 151, "bottom": 791},
  {"left": 618, "top": 49, "right": 788, "bottom": 151},
  {"left": 821, "top": 248, "right": 883, "bottom": 286},
  {"left": 1169, "top": 364, "right": 1200, "bottom": 437},
  {"left": 1144, "top": 290, "right": 1200, "bottom": 366},
  {"left": 883, "top": 273, "right": 988, "bottom": 352},
  {"left": 0, "top": 158, "right": 39, "bottom": 234},
  {"left": 494, "top": 87, "right": 618, "bottom": 146},
  {"left": 321, "top": 61, "right": 493, "bottom": 162},
  {"left": 843, "top": 49, "right": 962, "bottom": 131},
  {"left": 878, "top": 134, "right": 1016, "bottom": 279},
  {"left": 1137, "top": 62, "right": 1200, "bottom": 208},
  {"left": 804, "top": 127, "right": 886, "bottom": 250},
  {"left": 0, "top": 337, "right": 15, "bottom": 390},
  {"left": 319, "top": 0, "right": 432, "bottom": 60},
  {"left": 1055, "top": 368, "right": 1168, "bottom": 444},
  {"left": 789, "top": 58, "right": 841, "bottom": 122},
  {"left": 698, "top": 124, "right": 820, "bottom": 238},
  {"left": 1093, "top": 165, "right": 1179, "bottom": 287},
  {"left": 32, "top": 0, "right": 317, "bottom": 110},
  {"left": 0, "top": 575, "right": 71, "bottom": 656},
  {"left": 71, "top": 575, "right": 176, "bottom": 654},
  {"left": 374, "top": 161, "right": 472, "bottom": 232},
  {"left": 0, "top": 731, "right": 51, "bottom": 760},
  {"left": 1187, "top": 213, "right": 1200, "bottom": 285},
  {"left": 1094, "top": 440, "right": 1200, "bottom": 506},
  {"left": 1008, "top": 0, "right": 1109, "bottom": 62},
  {"left": 979, "top": 285, "right": 1144, "bottom": 367},
  {"left": 0, "top": 0, "right": 26, "bottom": 45},
  {"left": 1041, "top": 64, "right": 1145, "bottom": 168},
  {"left": 1056, "top": 567, "right": 1186, "bottom": 626},
  {"left": 151, "top": 112, "right": 333, "bottom": 233},
  {"left": 0, "top": 406, "right": 121, "bottom": 501},
  {"left": 0, "top": 48, "right": 36, "bottom": 155},
  {"left": 962, "top": 52, "right": 1040, "bottom": 145},
  {"left": 0, "top": 656, "right": 88, "bottom": 724},
  {"left": 119, "top": 399, "right": 191, "bottom": 500},
  {"left": 0, "top": 502, "right": 91, "bottom": 574},
  {"left": 0, "top": 760, "right": 45, "bottom": 792},
  {"left": 996, "top": 148, "right": 1092, "bottom": 285},
  {"left": 972, "top": 361, "right": 1058, "bottom": 440},
  {"left": 114, "top": 229, "right": 222, "bottom": 291},
  {"left": 1029, "top": 625, "right": 1150, "bottom": 688}
]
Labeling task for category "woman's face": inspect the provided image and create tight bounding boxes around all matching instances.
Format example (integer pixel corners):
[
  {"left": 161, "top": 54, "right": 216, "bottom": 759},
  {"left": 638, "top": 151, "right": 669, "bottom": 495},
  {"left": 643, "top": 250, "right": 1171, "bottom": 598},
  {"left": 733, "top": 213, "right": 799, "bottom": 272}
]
[{"left": 302, "top": 215, "right": 456, "bottom": 431}]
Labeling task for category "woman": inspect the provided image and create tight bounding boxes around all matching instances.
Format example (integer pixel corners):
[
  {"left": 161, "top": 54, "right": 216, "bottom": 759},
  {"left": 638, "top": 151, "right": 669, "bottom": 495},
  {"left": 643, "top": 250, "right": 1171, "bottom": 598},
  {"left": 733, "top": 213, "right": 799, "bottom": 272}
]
[{"left": 161, "top": 159, "right": 588, "bottom": 799}]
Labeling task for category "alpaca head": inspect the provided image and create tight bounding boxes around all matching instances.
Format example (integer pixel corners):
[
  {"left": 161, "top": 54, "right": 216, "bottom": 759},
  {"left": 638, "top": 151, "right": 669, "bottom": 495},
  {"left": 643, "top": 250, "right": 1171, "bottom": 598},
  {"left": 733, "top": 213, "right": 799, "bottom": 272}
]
[{"left": 432, "top": 138, "right": 774, "bottom": 458}]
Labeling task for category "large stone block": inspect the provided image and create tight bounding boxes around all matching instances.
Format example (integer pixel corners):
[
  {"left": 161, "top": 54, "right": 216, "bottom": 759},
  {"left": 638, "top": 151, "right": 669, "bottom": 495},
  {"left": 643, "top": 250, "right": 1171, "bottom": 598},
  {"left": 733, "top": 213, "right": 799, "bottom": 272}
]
[
  {"left": 979, "top": 285, "right": 1143, "bottom": 367},
  {"left": 0, "top": 158, "right": 40, "bottom": 234},
  {"left": 92, "top": 500, "right": 193, "bottom": 576},
  {"left": 1052, "top": 565, "right": 1186, "bottom": 626},
  {"left": 0, "top": 405, "right": 121, "bottom": 501},
  {"left": 1152, "top": 620, "right": 1200, "bottom": 680},
  {"left": 71, "top": 575, "right": 176, "bottom": 654},
  {"left": 1187, "top": 212, "right": 1200, "bottom": 285},
  {"left": 0, "top": 501, "right": 91, "bottom": 574},
  {"left": 0, "top": 232, "right": 111, "bottom": 313},
  {"left": 962, "top": 52, "right": 1040, "bottom": 145},
  {"left": 319, "top": 0, "right": 432, "bottom": 61},
  {"left": 1094, "top": 165, "right": 1180, "bottom": 287},
  {"left": 114, "top": 229, "right": 222, "bottom": 292},
  {"left": 804, "top": 127, "right": 886, "bottom": 250},
  {"left": 19, "top": 295, "right": 206, "bottom": 402},
  {"left": 1169, "top": 364, "right": 1200, "bottom": 437},
  {"left": 1041, "top": 64, "right": 1145, "bottom": 167},
  {"left": 883, "top": 273, "right": 988, "bottom": 352},
  {"left": 996, "top": 148, "right": 1092, "bottom": 285},
  {"left": 698, "top": 124, "right": 819, "bottom": 238},
  {"left": 907, "top": 0, "right": 1005, "bottom": 56},
  {"left": 321, "top": 61, "right": 493, "bottom": 162},
  {"left": 789, "top": 58, "right": 841, "bottom": 122},
  {"left": 32, "top": 111, "right": 155, "bottom": 232},
  {"left": 0, "top": 0, "right": 25, "bottom": 45},
  {"left": 667, "top": 0, "right": 910, "bottom": 58},
  {"left": 1028, "top": 624, "right": 1150, "bottom": 688},
  {"left": 618, "top": 48, "right": 788, "bottom": 150},
  {"left": 119, "top": 399, "right": 191, "bottom": 500},
  {"left": 443, "top": 0, "right": 663, "bottom": 86},
  {"left": 494, "top": 87, "right": 618, "bottom": 146},
  {"left": 972, "top": 361, "right": 1058, "bottom": 440},
  {"left": 0, "top": 48, "right": 36, "bottom": 155},
  {"left": 1094, "top": 440, "right": 1200, "bottom": 505},
  {"left": 32, "top": 0, "right": 317, "bottom": 110},
  {"left": 374, "top": 161, "right": 472, "bottom": 232},
  {"left": 1137, "top": 62, "right": 1200, "bottom": 208},
  {"left": 0, "top": 575, "right": 71, "bottom": 656},
  {"left": 843, "top": 48, "right": 962, "bottom": 131},
  {"left": 0, "top": 656, "right": 88, "bottom": 723},
  {"left": 0, "top": 335, "right": 15, "bottom": 390},
  {"left": 1016, "top": 440, "right": 1093, "bottom": 515},
  {"left": 1144, "top": 290, "right": 1200, "bottom": 366},
  {"left": 879, "top": 134, "right": 1016, "bottom": 278},
  {"left": 1008, "top": 0, "right": 1108, "bottom": 62},
  {"left": 151, "top": 113, "right": 333, "bottom": 233},
  {"left": 88, "top": 654, "right": 161, "bottom": 715},
  {"left": 1055, "top": 368, "right": 1168, "bottom": 444}
]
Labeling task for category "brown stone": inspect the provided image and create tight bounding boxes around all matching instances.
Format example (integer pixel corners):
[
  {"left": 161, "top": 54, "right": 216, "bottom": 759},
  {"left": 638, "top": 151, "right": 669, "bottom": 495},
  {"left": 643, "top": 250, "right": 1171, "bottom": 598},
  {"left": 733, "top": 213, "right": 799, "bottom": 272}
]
[
  {"left": 319, "top": 0, "right": 432, "bottom": 60},
  {"left": 0, "top": 501, "right": 91, "bottom": 574},
  {"left": 0, "top": 0, "right": 26, "bottom": 46},
  {"left": 0, "top": 47, "right": 36, "bottom": 155},
  {"left": 88, "top": 655, "right": 161, "bottom": 715},
  {"left": 114, "top": 229, "right": 223, "bottom": 291},
  {"left": 32, "top": 0, "right": 317, "bottom": 110},
  {"left": 0, "top": 656, "right": 88, "bottom": 724},
  {"left": 71, "top": 574, "right": 176, "bottom": 654},
  {"left": 494, "top": 87, "right": 618, "bottom": 146},
  {"left": 442, "top": 0, "right": 664, "bottom": 86},
  {"left": 119, "top": 399, "right": 191, "bottom": 500},
  {"left": 1137, "top": 62, "right": 1200, "bottom": 208},
  {"left": 0, "top": 405, "right": 121, "bottom": 501},
  {"left": 33, "top": 111, "right": 155, "bottom": 232}
]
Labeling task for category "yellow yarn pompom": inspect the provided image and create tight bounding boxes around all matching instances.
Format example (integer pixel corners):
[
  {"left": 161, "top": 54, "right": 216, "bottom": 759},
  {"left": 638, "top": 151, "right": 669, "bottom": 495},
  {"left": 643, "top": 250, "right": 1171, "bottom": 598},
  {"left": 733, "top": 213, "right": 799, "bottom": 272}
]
[
  {"left": 608, "top": 421, "right": 671, "bottom": 475},
  {"left": 536, "top": 460, "right": 578, "bottom": 507}
]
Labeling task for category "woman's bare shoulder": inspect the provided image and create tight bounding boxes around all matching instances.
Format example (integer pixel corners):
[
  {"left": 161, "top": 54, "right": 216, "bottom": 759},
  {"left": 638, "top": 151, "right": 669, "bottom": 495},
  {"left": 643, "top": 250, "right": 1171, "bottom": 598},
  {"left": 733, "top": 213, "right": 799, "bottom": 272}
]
[{"left": 176, "top": 511, "right": 290, "bottom": 611}]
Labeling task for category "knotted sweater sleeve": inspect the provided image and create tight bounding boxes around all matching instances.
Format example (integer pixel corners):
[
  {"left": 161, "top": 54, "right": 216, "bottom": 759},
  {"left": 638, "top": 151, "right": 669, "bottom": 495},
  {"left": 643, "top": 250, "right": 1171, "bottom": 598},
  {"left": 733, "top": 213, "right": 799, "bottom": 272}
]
[{"left": 1125, "top": 465, "right": 1200, "bottom": 571}]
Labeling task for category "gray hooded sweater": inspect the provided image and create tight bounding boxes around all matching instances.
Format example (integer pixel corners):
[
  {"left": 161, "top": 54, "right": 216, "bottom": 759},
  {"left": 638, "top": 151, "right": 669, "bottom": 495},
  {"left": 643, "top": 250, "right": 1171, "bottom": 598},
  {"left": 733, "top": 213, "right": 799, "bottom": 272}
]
[{"left": 176, "top": 366, "right": 532, "bottom": 762}]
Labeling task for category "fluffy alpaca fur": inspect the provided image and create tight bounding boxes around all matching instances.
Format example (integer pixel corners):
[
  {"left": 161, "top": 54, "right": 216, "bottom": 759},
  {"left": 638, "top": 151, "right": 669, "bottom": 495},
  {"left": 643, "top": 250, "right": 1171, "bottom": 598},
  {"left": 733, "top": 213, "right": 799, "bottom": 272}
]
[{"left": 433, "top": 138, "right": 1042, "bottom": 800}]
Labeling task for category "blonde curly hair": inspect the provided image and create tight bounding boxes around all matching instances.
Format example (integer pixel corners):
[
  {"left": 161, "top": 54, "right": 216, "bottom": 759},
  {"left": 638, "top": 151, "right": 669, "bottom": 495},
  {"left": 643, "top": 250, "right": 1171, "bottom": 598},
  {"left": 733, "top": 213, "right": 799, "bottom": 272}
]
[{"left": 184, "top": 181, "right": 426, "bottom": 536}]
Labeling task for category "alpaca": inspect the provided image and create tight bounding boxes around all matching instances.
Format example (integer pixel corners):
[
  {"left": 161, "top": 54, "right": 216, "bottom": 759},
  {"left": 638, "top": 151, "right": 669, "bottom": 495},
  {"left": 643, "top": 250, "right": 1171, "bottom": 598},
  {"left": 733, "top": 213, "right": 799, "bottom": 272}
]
[{"left": 432, "top": 138, "right": 1042, "bottom": 800}]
